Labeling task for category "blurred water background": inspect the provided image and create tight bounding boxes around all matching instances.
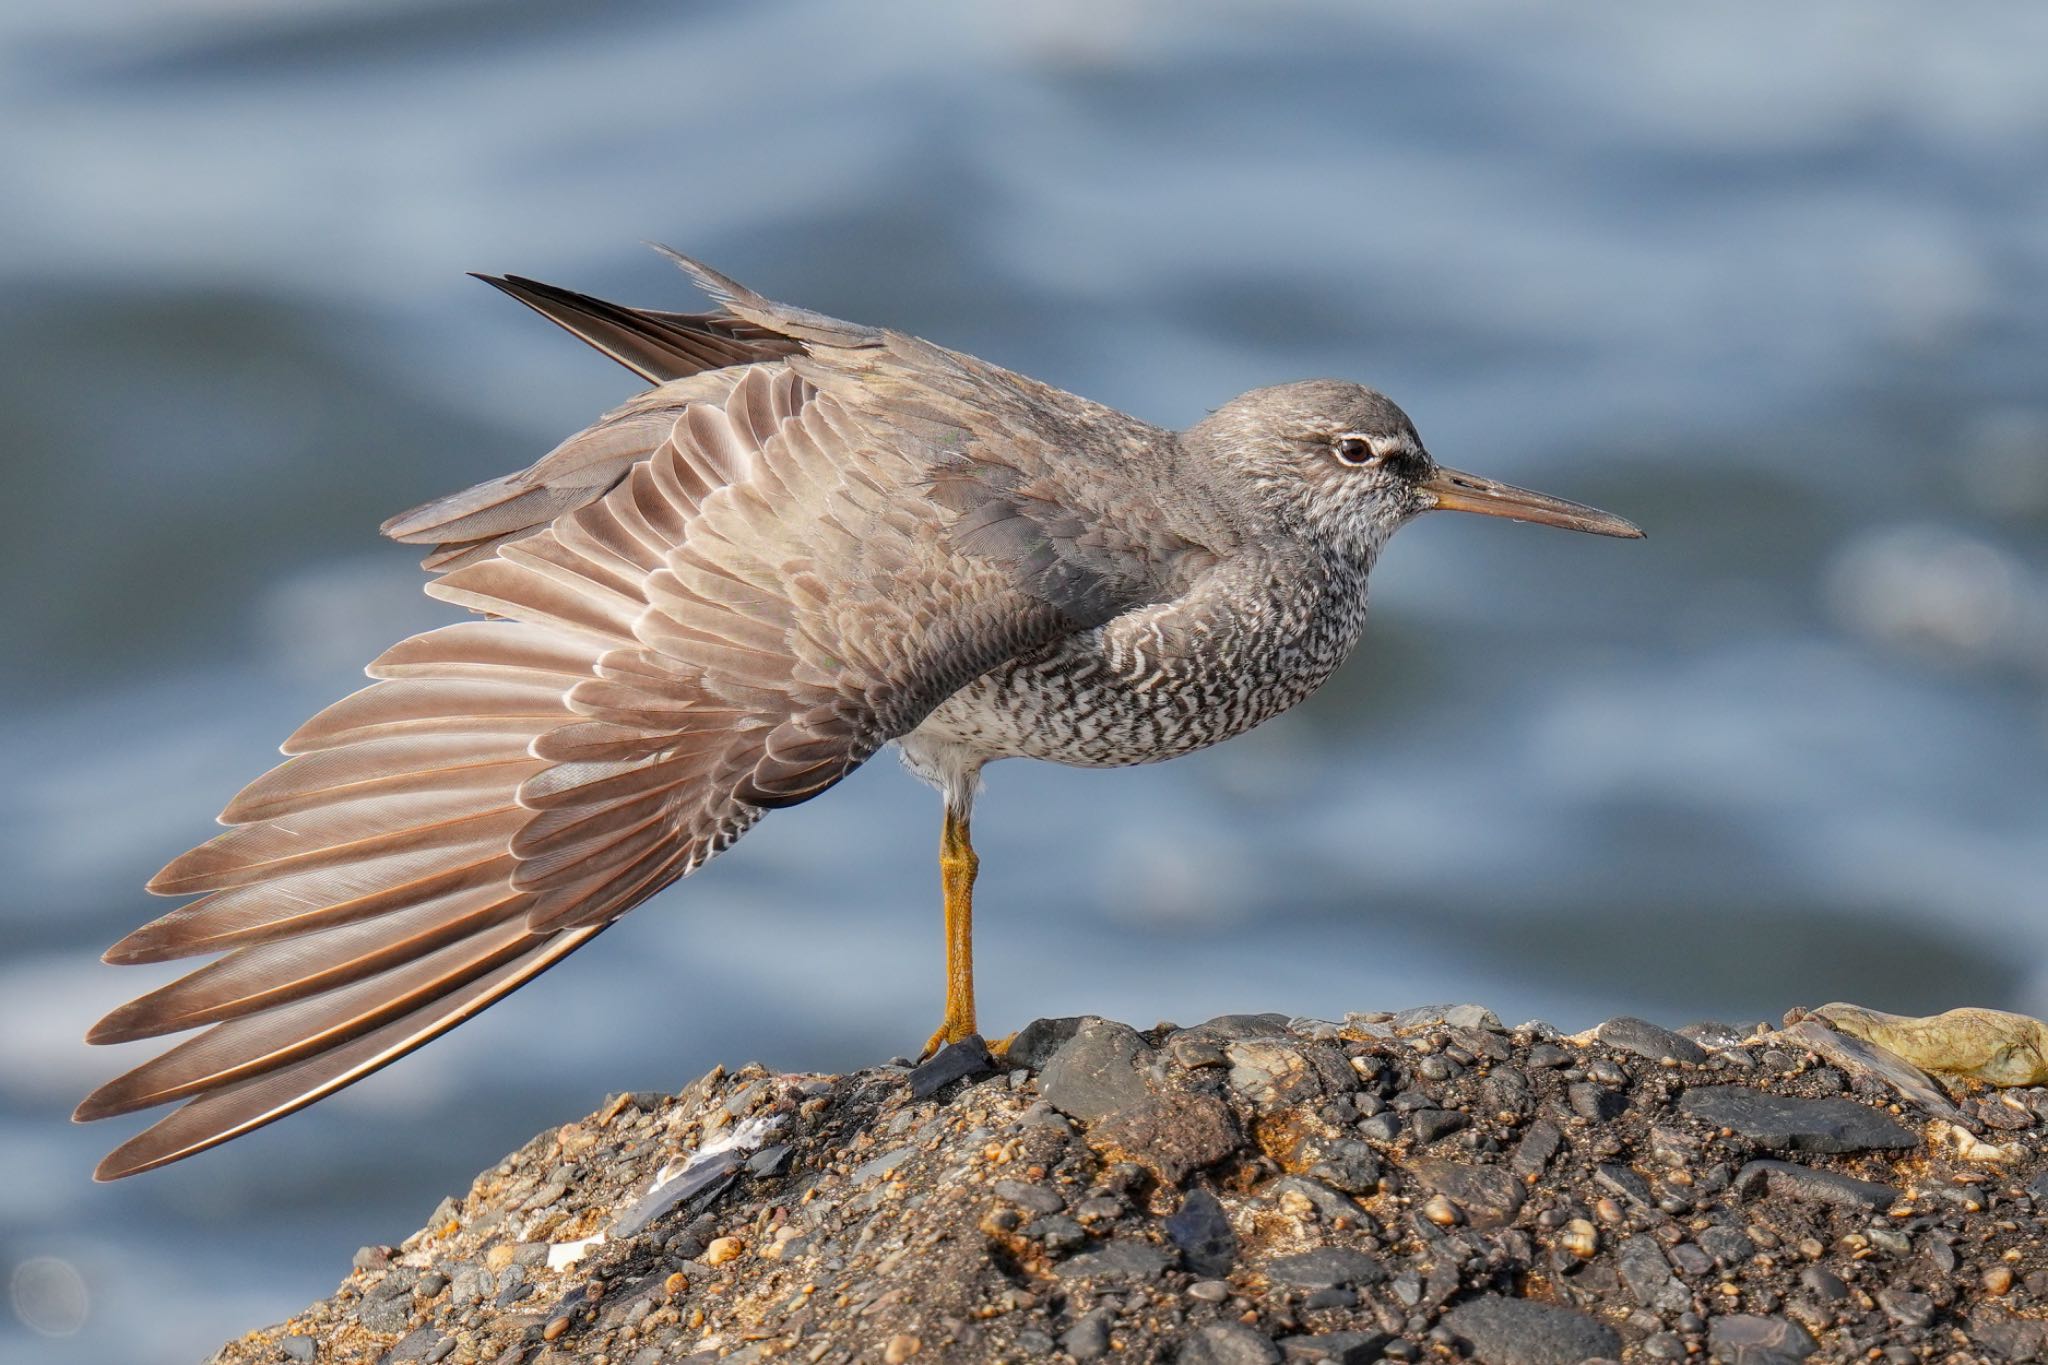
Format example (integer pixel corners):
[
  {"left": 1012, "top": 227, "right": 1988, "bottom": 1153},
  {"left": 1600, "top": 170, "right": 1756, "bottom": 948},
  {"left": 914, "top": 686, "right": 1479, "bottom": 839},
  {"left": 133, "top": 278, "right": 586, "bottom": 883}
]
[{"left": 4, "top": 1, "right": 2047, "bottom": 1358}]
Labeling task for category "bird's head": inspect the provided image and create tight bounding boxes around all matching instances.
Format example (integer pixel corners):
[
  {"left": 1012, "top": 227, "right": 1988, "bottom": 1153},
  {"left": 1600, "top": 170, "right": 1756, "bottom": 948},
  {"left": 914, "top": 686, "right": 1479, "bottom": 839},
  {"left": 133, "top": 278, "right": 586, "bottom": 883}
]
[{"left": 1187, "top": 379, "right": 1642, "bottom": 564}]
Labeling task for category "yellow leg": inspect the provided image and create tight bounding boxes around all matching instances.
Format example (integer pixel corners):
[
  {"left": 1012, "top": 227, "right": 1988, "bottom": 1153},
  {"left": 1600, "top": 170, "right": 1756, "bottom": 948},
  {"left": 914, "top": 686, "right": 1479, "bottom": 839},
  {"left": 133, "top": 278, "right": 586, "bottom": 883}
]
[{"left": 920, "top": 808, "right": 979, "bottom": 1057}]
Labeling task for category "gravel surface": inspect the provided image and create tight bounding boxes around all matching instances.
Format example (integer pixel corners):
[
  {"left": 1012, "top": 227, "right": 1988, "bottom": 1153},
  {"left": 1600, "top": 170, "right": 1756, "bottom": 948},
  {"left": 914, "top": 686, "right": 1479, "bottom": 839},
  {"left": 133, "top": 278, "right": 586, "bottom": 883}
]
[{"left": 209, "top": 1009, "right": 2048, "bottom": 1363}]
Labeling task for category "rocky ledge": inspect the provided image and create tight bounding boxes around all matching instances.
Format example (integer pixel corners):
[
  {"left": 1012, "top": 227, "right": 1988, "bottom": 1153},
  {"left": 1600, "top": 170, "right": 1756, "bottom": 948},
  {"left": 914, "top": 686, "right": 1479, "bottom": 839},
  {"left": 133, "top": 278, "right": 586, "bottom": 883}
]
[{"left": 213, "top": 1007, "right": 2048, "bottom": 1365}]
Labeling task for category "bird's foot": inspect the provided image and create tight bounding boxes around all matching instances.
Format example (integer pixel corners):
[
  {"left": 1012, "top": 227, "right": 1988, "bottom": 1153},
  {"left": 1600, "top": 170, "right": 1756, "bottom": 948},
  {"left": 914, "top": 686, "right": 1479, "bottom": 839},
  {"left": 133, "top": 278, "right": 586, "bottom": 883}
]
[{"left": 920, "top": 1016, "right": 979, "bottom": 1062}]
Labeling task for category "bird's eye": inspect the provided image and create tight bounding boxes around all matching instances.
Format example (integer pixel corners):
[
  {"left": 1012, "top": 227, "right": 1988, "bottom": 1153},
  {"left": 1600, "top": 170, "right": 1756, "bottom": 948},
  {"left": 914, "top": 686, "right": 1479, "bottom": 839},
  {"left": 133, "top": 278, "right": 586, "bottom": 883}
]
[{"left": 1334, "top": 436, "right": 1373, "bottom": 466}]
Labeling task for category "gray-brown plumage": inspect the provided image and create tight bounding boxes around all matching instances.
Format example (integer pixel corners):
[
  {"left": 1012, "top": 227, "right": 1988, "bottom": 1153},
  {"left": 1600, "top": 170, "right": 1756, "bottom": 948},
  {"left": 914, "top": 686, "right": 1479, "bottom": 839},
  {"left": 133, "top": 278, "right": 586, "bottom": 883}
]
[{"left": 79, "top": 251, "right": 1641, "bottom": 1179}]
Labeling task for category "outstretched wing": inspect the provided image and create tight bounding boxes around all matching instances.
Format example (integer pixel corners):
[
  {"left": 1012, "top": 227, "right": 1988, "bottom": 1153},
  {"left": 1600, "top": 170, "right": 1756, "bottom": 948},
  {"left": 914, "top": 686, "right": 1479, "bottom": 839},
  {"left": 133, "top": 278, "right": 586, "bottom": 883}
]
[{"left": 82, "top": 259, "right": 1227, "bottom": 1178}]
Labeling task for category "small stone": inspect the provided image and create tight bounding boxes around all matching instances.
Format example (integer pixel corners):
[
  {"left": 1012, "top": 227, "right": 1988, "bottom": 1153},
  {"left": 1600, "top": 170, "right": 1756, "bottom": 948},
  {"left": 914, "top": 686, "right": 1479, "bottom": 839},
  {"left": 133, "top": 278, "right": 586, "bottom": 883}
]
[
  {"left": 1644, "top": 1331, "right": 1687, "bottom": 1360},
  {"left": 1062, "top": 1311, "right": 1111, "bottom": 1361},
  {"left": 1087, "top": 1091, "right": 1239, "bottom": 1183},
  {"left": 704, "top": 1236, "right": 744, "bottom": 1265},
  {"left": 1410, "top": 1158, "right": 1524, "bottom": 1229},
  {"left": 383, "top": 1327, "right": 450, "bottom": 1362},
  {"left": 992, "top": 1179, "right": 1063, "bottom": 1214},
  {"left": 908, "top": 1035, "right": 996, "bottom": 1098},
  {"left": 1677, "top": 1086, "right": 1915, "bottom": 1153},
  {"left": 1595, "top": 1162, "right": 1655, "bottom": 1209},
  {"left": 1188, "top": 1279, "right": 1231, "bottom": 1303},
  {"left": 1039, "top": 1020, "right": 1156, "bottom": 1121},
  {"left": 1421, "top": 1195, "right": 1460, "bottom": 1227},
  {"left": 1265, "top": 1247, "right": 1387, "bottom": 1289},
  {"left": 1558, "top": 1218, "right": 1598, "bottom": 1260},
  {"left": 1985, "top": 1264, "right": 2015, "bottom": 1296},
  {"left": 746, "top": 1143, "right": 792, "bottom": 1177},
  {"left": 542, "top": 1316, "right": 570, "bottom": 1341},
  {"left": 1568, "top": 1082, "right": 1625, "bottom": 1123},
  {"left": 1617, "top": 1234, "right": 1689, "bottom": 1313},
  {"left": 1876, "top": 1288, "right": 1934, "bottom": 1329},
  {"left": 1180, "top": 1322, "right": 1282, "bottom": 1365},
  {"left": 1511, "top": 1118, "right": 1563, "bottom": 1180},
  {"left": 1030, "top": 1214, "right": 1089, "bottom": 1255},
  {"left": 279, "top": 1336, "right": 316, "bottom": 1363},
  {"left": 1358, "top": 1112, "right": 1401, "bottom": 1143},
  {"left": 359, "top": 1290, "right": 415, "bottom": 1334},
  {"left": 1441, "top": 1004, "right": 1502, "bottom": 1031},
  {"left": 1797, "top": 1265, "right": 1847, "bottom": 1302},
  {"left": 353, "top": 1245, "right": 392, "bottom": 1272},
  {"left": 883, "top": 1332, "right": 922, "bottom": 1363},
  {"left": 1005, "top": 1016, "right": 1087, "bottom": 1069},
  {"left": 1441, "top": 1294, "right": 1620, "bottom": 1365},
  {"left": 1057, "top": 1238, "right": 1171, "bottom": 1280},
  {"left": 1698, "top": 1225, "right": 1755, "bottom": 1267},
  {"left": 1277, "top": 1331, "right": 1395, "bottom": 1364},
  {"left": 1409, "top": 1108, "right": 1468, "bottom": 1144},
  {"left": 1707, "top": 1313, "right": 1819, "bottom": 1364},
  {"left": 1732, "top": 1159, "right": 1896, "bottom": 1210},
  {"left": 1166, "top": 1189, "right": 1239, "bottom": 1277}
]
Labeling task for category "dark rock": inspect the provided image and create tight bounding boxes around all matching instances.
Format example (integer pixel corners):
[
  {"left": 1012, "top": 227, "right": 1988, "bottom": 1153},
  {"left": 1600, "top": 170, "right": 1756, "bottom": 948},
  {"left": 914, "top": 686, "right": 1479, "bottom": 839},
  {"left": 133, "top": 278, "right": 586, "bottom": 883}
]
[
  {"left": 1180, "top": 1322, "right": 1283, "bottom": 1365},
  {"left": 2029, "top": 1167, "right": 2048, "bottom": 1204},
  {"left": 1040, "top": 1021, "right": 1156, "bottom": 1122},
  {"left": 1029, "top": 1215, "right": 1089, "bottom": 1255},
  {"left": 1441, "top": 1294, "right": 1621, "bottom": 1365},
  {"left": 1698, "top": 1224, "right": 1755, "bottom": 1267},
  {"left": 1511, "top": 1118, "right": 1563, "bottom": 1180},
  {"left": 1266, "top": 1247, "right": 1389, "bottom": 1288},
  {"left": 1409, "top": 1109, "right": 1468, "bottom": 1144},
  {"left": 1966, "top": 1308, "right": 2046, "bottom": 1361},
  {"left": 1678, "top": 1086, "right": 1915, "bottom": 1153},
  {"left": 1733, "top": 1159, "right": 1897, "bottom": 1210},
  {"left": 1302, "top": 1287, "right": 1355, "bottom": 1310},
  {"left": 1617, "top": 1234, "right": 1689, "bottom": 1312},
  {"left": 1087, "top": 1090, "right": 1240, "bottom": 1183},
  {"left": 1567, "top": 1082, "right": 1626, "bottom": 1122},
  {"left": 907, "top": 1035, "right": 995, "bottom": 1098},
  {"left": 1166, "top": 1189, "right": 1238, "bottom": 1277},
  {"left": 1667, "top": 1242, "right": 1712, "bottom": 1278},
  {"left": 1595, "top": 1162, "right": 1655, "bottom": 1209},
  {"left": 1797, "top": 1266, "right": 1846, "bottom": 1303},
  {"left": 279, "top": 1338, "right": 316, "bottom": 1363},
  {"left": 1306, "top": 1140, "right": 1382, "bottom": 1195},
  {"left": 1440, "top": 1005, "right": 1502, "bottom": 1031},
  {"left": 1358, "top": 1112, "right": 1401, "bottom": 1143},
  {"left": 1005, "top": 1016, "right": 1088, "bottom": 1070},
  {"left": 1278, "top": 1330, "right": 1393, "bottom": 1364},
  {"left": 1527, "top": 1042, "right": 1574, "bottom": 1069},
  {"left": 1597, "top": 1016, "right": 1709, "bottom": 1065},
  {"left": 381, "top": 1327, "right": 448, "bottom": 1363},
  {"left": 1876, "top": 1288, "right": 1934, "bottom": 1328},
  {"left": 1706, "top": 1313, "right": 1818, "bottom": 1364},
  {"left": 1169, "top": 1033, "right": 1230, "bottom": 1069},
  {"left": 1196, "top": 1012, "right": 1293, "bottom": 1040},
  {"left": 992, "top": 1178, "right": 1063, "bottom": 1214},
  {"left": 1062, "top": 1310, "right": 1113, "bottom": 1361},
  {"left": 1057, "top": 1238, "right": 1172, "bottom": 1280},
  {"left": 1409, "top": 1159, "right": 1523, "bottom": 1230}
]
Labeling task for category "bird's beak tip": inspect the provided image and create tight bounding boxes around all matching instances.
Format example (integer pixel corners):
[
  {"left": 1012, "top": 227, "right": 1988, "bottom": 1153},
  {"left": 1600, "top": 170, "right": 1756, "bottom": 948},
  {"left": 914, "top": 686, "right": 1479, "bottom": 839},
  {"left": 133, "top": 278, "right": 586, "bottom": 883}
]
[{"left": 1422, "top": 466, "right": 1643, "bottom": 541}]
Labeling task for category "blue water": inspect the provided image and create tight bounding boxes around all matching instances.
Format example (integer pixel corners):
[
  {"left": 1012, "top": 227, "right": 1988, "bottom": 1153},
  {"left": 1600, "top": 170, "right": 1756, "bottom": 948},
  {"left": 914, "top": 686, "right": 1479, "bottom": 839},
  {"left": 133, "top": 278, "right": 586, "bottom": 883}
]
[{"left": 4, "top": 3, "right": 2046, "bottom": 1360}]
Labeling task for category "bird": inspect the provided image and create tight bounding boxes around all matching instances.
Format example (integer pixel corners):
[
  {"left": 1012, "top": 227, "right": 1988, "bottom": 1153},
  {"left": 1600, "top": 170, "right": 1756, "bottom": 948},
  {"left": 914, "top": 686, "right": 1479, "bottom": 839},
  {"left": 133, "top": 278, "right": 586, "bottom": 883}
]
[{"left": 76, "top": 251, "right": 1642, "bottom": 1180}]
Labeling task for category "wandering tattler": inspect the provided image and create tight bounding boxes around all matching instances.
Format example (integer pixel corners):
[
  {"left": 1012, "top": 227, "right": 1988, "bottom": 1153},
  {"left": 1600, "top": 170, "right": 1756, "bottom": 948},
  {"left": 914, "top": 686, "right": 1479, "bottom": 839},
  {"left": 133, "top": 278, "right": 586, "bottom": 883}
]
[{"left": 78, "top": 252, "right": 1641, "bottom": 1178}]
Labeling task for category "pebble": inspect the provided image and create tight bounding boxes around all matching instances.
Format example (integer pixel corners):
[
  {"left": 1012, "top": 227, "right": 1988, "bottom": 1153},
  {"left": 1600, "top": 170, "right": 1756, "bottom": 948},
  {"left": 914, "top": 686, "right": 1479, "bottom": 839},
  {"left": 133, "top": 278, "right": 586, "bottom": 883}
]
[
  {"left": 1409, "top": 1158, "right": 1524, "bottom": 1229},
  {"left": 1062, "top": 1311, "right": 1112, "bottom": 1360},
  {"left": 1567, "top": 1082, "right": 1625, "bottom": 1123},
  {"left": 1187, "top": 1279, "right": 1231, "bottom": 1303},
  {"left": 1798, "top": 1265, "right": 1848, "bottom": 1302},
  {"left": 703, "top": 1236, "right": 744, "bottom": 1265},
  {"left": 1985, "top": 1264, "right": 2015, "bottom": 1295},
  {"left": 1056, "top": 1238, "right": 1171, "bottom": 1281},
  {"left": 882, "top": 1331, "right": 922, "bottom": 1362},
  {"left": 1038, "top": 1020, "right": 1156, "bottom": 1121},
  {"left": 1408, "top": 1108, "right": 1468, "bottom": 1144},
  {"left": 907, "top": 1034, "right": 995, "bottom": 1098},
  {"left": 1357, "top": 1112, "right": 1401, "bottom": 1143},
  {"left": 991, "top": 1178, "right": 1062, "bottom": 1214},
  {"left": 1420, "top": 1195, "right": 1460, "bottom": 1227},
  {"left": 1440, "top": 1294, "right": 1620, "bottom": 1365},
  {"left": 1265, "top": 1247, "right": 1388, "bottom": 1289},
  {"left": 1180, "top": 1322, "right": 1283, "bottom": 1365},
  {"left": 1558, "top": 1218, "right": 1599, "bottom": 1260},
  {"left": 1706, "top": 1314, "right": 1817, "bottom": 1365},
  {"left": 1617, "top": 1234, "right": 1689, "bottom": 1313},
  {"left": 1733, "top": 1159, "right": 1897, "bottom": 1210},
  {"left": 1677, "top": 1086, "right": 1916, "bottom": 1153},
  {"left": 1005, "top": 1016, "right": 1088, "bottom": 1069},
  {"left": 1165, "top": 1188, "right": 1239, "bottom": 1277}
]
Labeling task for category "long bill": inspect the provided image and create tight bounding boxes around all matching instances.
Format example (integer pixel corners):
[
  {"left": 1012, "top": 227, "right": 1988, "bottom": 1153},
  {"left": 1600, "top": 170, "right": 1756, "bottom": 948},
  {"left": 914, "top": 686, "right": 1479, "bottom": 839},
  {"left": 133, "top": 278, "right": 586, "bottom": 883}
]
[{"left": 1419, "top": 466, "right": 1644, "bottom": 538}]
